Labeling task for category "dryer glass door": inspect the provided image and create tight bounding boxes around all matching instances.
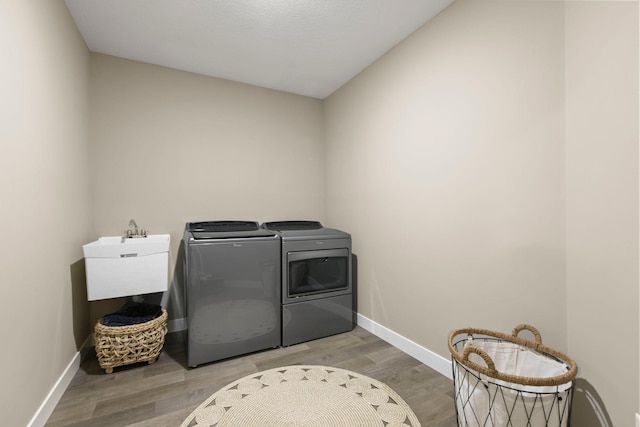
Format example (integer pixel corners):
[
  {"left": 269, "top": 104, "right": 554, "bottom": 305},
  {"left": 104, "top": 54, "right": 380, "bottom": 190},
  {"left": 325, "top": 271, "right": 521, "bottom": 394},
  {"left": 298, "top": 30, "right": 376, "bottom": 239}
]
[{"left": 287, "top": 248, "right": 349, "bottom": 299}]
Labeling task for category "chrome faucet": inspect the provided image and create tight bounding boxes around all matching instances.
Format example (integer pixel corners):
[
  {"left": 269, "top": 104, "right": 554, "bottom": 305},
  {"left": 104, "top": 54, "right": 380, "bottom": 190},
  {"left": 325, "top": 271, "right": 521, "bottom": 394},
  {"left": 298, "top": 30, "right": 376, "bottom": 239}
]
[
  {"left": 126, "top": 219, "right": 147, "bottom": 238},
  {"left": 129, "top": 219, "right": 138, "bottom": 236}
]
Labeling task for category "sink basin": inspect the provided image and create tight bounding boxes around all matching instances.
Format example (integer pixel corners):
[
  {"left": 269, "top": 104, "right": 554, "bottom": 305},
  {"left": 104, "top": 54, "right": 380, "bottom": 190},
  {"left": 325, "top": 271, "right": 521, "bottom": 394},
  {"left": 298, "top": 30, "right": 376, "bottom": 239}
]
[
  {"left": 83, "top": 234, "right": 170, "bottom": 301},
  {"left": 83, "top": 234, "right": 170, "bottom": 258}
]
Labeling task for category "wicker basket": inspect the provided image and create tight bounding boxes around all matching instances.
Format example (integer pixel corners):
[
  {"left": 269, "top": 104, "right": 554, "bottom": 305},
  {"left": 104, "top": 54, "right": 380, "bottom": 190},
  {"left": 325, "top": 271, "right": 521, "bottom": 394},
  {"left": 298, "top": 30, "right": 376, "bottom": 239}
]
[
  {"left": 448, "top": 324, "right": 577, "bottom": 426},
  {"left": 94, "top": 309, "right": 168, "bottom": 374}
]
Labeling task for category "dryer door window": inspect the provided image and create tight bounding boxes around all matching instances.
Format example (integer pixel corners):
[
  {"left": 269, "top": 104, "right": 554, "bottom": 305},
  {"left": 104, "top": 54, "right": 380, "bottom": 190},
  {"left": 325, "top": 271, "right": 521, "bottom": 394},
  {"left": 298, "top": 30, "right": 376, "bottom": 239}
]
[{"left": 287, "top": 249, "right": 349, "bottom": 298}]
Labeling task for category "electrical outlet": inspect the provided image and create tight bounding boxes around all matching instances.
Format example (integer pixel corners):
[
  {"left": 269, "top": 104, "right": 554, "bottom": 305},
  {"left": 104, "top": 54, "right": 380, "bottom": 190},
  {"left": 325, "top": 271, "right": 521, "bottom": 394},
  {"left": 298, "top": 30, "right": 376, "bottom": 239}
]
[{"left": 636, "top": 412, "right": 640, "bottom": 427}]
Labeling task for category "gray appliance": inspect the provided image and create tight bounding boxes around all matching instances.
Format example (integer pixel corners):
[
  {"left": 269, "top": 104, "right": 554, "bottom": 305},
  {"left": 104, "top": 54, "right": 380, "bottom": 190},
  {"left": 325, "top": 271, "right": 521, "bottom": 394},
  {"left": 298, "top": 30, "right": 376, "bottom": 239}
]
[
  {"left": 183, "top": 221, "right": 281, "bottom": 367},
  {"left": 261, "top": 221, "right": 354, "bottom": 347}
]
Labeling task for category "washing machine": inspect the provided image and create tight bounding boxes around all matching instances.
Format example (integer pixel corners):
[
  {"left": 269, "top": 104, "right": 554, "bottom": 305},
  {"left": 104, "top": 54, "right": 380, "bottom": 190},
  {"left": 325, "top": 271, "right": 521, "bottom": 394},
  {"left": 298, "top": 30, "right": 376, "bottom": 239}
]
[{"left": 183, "top": 221, "right": 281, "bottom": 367}]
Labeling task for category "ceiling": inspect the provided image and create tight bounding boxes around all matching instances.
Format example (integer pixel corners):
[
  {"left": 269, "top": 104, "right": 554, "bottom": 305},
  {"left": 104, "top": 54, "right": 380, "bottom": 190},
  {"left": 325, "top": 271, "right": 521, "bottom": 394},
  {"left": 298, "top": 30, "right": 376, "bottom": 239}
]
[{"left": 64, "top": 0, "right": 454, "bottom": 99}]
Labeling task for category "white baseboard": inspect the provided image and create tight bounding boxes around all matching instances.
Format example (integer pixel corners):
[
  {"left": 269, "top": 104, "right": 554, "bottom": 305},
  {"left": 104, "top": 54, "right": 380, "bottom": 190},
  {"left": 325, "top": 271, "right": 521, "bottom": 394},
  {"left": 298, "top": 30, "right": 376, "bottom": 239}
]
[
  {"left": 168, "top": 316, "right": 186, "bottom": 333},
  {"left": 28, "top": 336, "right": 91, "bottom": 427},
  {"left": 356, "top": 313, "right": 453, "bottom": 380},
  {"left": 168, "top": 314, "right": 452, "bottom": 379}
]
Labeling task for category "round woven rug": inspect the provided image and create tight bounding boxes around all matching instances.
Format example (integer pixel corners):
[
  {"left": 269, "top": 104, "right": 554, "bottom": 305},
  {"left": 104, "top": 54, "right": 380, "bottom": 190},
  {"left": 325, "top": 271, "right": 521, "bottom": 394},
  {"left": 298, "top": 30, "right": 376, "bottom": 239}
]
[{"left": 181, "top": 365, "right": 421, "bottom": 427}]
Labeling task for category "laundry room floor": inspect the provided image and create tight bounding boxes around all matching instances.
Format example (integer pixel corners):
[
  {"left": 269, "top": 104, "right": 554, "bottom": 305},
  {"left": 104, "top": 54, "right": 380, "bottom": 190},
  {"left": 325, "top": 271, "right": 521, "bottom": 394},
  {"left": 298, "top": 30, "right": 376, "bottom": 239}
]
[{"left": 45, "top": 326, "right": 457, "bottom": 426}]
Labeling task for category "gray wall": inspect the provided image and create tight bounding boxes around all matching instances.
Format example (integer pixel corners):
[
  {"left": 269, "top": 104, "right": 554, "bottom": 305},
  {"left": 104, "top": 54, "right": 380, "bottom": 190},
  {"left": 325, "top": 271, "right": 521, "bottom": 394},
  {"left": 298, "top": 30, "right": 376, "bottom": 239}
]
[
  {"left": 89, "top": 54, "right": 326, "bottom": 241},
  {"left": 325, "top": 1, "right": 638, "bottom": 426},
  {"left": 0, "top": 1, "right": 92, "bottom": 425},
  {"left": 565, "top": 2, "right": 639, "bottom": 426}
]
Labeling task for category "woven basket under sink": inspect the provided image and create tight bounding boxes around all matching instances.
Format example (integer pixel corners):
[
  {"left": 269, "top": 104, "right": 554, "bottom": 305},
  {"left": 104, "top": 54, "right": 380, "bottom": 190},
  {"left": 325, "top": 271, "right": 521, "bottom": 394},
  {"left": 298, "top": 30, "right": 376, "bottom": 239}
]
[{"left": 94, "top": 309, "right": 168, "bottom": 374}]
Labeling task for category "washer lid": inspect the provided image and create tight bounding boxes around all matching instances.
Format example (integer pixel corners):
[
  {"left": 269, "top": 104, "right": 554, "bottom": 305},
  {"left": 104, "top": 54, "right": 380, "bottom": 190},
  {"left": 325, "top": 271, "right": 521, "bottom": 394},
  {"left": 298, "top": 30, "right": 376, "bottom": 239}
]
[
  {"left": 187, "top": 221, "right": 259, "bottom": 232},
  {"left": 186, "top": 221, "right": 276, "bottom": 240}
]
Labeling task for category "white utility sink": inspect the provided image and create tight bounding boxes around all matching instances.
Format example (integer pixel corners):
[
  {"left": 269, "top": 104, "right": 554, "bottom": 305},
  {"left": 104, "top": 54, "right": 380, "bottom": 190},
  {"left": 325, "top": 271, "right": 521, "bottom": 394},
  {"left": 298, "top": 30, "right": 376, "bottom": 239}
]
[{"left": 83, "top": 234, "right": 170, "bottom": 301}]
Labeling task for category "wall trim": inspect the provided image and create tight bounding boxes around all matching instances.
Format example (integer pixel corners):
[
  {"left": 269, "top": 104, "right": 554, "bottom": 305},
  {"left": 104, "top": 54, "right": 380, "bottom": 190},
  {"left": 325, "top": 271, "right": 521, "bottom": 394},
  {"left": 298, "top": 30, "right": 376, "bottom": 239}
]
[
  {"left": 28, "top": 336, "right": 91, "bottom": 427},
  {"left": 31, "top": 314, "right": 187, "bottom": 426},
  {"left": 168, "top": 316, "right": 186, "bottom": 333},
  {"left": 356, "top": 313, "right": 453, "bottom": 380},
  {"left": 165, "top": 314, "right": 453, "bottom": 379}
]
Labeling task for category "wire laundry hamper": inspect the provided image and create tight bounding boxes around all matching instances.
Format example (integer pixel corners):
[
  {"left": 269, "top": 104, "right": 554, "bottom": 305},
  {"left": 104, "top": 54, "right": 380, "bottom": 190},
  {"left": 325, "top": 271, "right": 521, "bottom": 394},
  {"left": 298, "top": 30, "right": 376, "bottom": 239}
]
[{"left": 448, "top": 324, "right": 577, "bottom": 427}]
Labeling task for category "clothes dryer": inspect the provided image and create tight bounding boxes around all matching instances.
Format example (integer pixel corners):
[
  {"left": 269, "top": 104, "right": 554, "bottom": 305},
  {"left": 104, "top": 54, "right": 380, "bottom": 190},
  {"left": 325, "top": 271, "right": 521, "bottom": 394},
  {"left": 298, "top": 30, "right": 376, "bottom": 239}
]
[{"left": 261, "top": 221, "right": 354, "bottom": 346}]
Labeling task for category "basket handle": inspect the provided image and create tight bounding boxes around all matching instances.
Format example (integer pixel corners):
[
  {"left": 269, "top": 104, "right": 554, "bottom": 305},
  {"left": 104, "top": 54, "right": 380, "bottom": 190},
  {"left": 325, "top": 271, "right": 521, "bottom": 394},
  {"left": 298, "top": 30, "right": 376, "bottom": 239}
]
[
  {"left": 449, "top": 326, "right": 578, "bottom": 386},
  {"left": 511, "top": 324, "right": 542, "bottom": 345},
  {"left": 462, "top": 345, "right": 497, "bottom": 375}
]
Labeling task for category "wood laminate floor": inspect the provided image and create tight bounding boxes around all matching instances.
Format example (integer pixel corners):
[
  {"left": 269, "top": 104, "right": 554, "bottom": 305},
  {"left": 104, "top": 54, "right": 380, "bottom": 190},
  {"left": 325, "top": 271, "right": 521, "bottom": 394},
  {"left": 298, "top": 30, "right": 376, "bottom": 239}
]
[{"left": 46, "top": 326, "right": 457, "bottom": 427}]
